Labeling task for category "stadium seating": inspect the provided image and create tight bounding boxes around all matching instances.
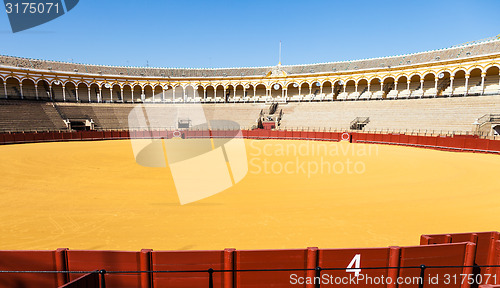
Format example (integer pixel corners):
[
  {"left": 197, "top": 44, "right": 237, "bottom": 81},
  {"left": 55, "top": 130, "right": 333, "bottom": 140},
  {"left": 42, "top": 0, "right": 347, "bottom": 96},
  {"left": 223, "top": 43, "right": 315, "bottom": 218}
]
[
  {"left": 279, "top": 95, "right": 500, "bottom": 132},
  {"left": 0, "top": 100, "right": 67, "bottom": 132}
]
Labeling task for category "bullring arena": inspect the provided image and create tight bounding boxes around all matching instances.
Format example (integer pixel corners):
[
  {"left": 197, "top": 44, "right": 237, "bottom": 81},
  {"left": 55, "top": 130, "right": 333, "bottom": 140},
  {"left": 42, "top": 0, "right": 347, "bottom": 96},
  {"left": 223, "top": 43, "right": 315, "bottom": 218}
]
[{"left": 1, "top": 38, "right": 500, "bottom": 288}]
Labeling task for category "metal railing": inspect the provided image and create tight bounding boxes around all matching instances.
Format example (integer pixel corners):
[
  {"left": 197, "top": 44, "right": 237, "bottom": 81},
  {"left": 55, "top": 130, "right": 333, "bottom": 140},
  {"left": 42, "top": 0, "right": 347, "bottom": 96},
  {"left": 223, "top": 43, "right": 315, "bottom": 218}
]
[{"left": 0, "top": 264, "right": 499, "bottom": 288}]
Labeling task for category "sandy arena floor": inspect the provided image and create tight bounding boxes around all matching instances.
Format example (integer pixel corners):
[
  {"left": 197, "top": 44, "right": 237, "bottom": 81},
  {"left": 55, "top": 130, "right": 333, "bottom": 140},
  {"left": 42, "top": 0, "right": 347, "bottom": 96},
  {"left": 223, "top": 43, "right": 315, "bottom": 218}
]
[{"left": 0, "top": 139, "right": 498, "bottom": 251}]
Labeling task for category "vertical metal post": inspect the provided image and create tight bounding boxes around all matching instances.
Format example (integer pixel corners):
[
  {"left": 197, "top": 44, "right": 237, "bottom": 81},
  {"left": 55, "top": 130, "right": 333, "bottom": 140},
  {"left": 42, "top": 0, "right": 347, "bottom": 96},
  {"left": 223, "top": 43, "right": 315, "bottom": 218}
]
[
  {"left": 419, "top": 265, "right": 426, "bottom": 288},
  {"left": 99, "top": 269, "right": 106, "bottom": 288},
  {"left": 315, "top": 267, "right": 322, "bottom": 288},
  {"left": 208, "top": 268, "right": 214, "bottom": 288}
]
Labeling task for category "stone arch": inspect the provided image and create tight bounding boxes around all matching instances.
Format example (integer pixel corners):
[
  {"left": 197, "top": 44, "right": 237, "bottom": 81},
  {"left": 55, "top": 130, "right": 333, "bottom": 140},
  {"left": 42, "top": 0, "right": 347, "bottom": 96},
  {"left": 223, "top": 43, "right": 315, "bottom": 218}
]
[
  {"left": 467, "top": 66, "right": 484, "bottom": 74},
  {"left": 51, "top": 80, "right": 64, "bottom": 101},
  {"left": 300, "top": 82, "right": 310, "bottom": 96},
  {"left": 269, "top": 83, "right": 282, "bottom": 98},
  {"left": 111, "top": 84, "right": 122, "bottom": 102},
  {"left": 356, "top": 79, "right": 369, "bottom": 99},
  {"left": 131, "top": 84, "right": 142, "bottom": 102},
  {"left": 5, "top": 77, "right": 21, "bottom": 99},
  {"left": 64, "top": 81, "right": 77, "bottom": 102},
  {"left": 78, "top": 82, "right": 89, "bottom": 102},
  {"left": 452, "top": 70, "right": 467, "bottom": 96},
  {"left": 205, "top": 85, "right": 215, "bottom": 101},
  {"left": 255, "top": 83, "right": 266, "bottom": 98},
  {"left": 121, "top": 84, "right": 132, "bottom": 102},
  {"left": 21, "top": 78, "right": 36, "bottom": 100},
  {"left": 36, "top": 79, "right": 51, "bottom": 100},
  {"left": 173, "top": 85, "right": 183, "bottom": 101},
  {"left": 89, "top": 83, "right": 100, "bottom": 102},
  {"left": 485, "top": 66, "right": 500, "bottom": 91},
  {"left": 321, "top": 80, "right": 333, "bottom": 95},
  {"left": 184, "top": 85, "right": 195, "bottom": 101},
  {"left": 0, "top": 77, "right": 4, "bottom": 98},
  {"left": 235, "top": 84, "right": 245, "bottom": 99},
  {"left": 143, "top": 84, "right": 153, "bottom": 102},
  {"left": 468, "top": 68, "right": 483, "bottom": 95},
  {"left": 153, "top": 85, "right": 163, "bottom": 102}
]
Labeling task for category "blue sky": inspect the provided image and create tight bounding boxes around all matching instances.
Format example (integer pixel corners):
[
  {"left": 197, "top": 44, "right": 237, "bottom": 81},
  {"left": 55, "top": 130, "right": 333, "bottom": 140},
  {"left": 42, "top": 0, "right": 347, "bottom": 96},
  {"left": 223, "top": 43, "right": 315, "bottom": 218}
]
[{"left": 0, "top": 0, "right": 499, "bottom": 68}]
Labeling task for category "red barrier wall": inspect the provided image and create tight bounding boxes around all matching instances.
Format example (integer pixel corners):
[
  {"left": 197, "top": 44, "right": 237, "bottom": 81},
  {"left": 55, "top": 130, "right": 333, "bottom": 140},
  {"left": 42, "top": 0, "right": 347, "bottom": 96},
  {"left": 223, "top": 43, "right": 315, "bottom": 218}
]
[
  {"left": 398, "top": 242, "right": 476, "bottom": 288},
  {"left": 0, "top": 237, "right": 495, "bottom": 288},
  {"left": 0, "top": 250, "right": 66, "bottom": 288},
  {"left": 318, "top": 247, "right": 394, "bottom": 288},
  {"left": 67, "top": 250, "right": 144, "bottom": 288},
  {"left": 421, "top": 232, "right": 500, "bottom": 284},
  {"left": 152, "top": 250, "right": 229, "bottom": 288},
  {"left": 58, "top": 273, "right": 99, "bottom": 288},
  {"left": 234, "top": 249, "right": 309, "bottom": 288},
  {"left": 0, "top": 130, "right": 499, "bottom": 155}
]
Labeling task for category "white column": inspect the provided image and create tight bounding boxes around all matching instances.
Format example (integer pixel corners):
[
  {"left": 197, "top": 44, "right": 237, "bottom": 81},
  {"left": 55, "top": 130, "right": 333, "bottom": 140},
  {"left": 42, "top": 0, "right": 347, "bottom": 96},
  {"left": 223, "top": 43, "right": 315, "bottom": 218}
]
[
  {"left": 420, "top": 80, "right": 424, "bottom": 98},
  {"left": 131, "top": 88, "right": 134, "bottom": 103},
  {"left": 355, "top": 84, "right": 358, "bottom": 93},
  {"left": 203, "top": 87, "right": 206, "bottom": 101},
  {"left": 298, "top": 87, "right": 301, "bottom": 96},
  {"left": 253, "top": 87, "right": 256, "bottom": 98},
  {"left": 407, "top": 80, "right": 410, "bottom": 91},
  {"left": 309, "top": 86, "right": 312, "bottom": 95},
  {"left": 320, "top": 85, "right": 323, "bottom": 94},
  {"left": 20, "top": 83, "right": 24, "bottom": 99},
  {"left": 481, "top": 72, "right": 486, "bottom": 95},
  {"left": 449, "top": 76, "right": 454, "bottom": 96},
  {"left": 380, "top": 82, "right": 383, "bottom": 92},
  {"left": 284, "top": 89, "right": 288, "bottom": 102},
  {"left": 88, "top": 87, "right": 91, "bottom": 102},
  {"left": 75, "top": 87, "right": 79, "bottom": 102},
  {"left": 394, "top": 82, "right": 398, "bottom": 91},
  {"left": 367, "top": 84, "right": 371, "bottom": 92},
  {"left": 434, "top": 78, "right": 438, "bottom": 97},
  {"left": 465, "top": 75, "right": 470, "bottom": 96},
  {"left": 3, "top": 82, "right": 7, "bottom": 99},
  {"left": 63, "top": 85, "right": 66, "bottom": 101},
  {"left": 35, "top": 84, "right": 39, "bottom": 100},
  {"left": 110, "top": 87, "right": 113, "bottom": 102},
  {"left": 162, "top": 87, "right": 165, "bottom": 102},
  {"left": 99, "top": 87, "right": 102, "bottom": 102},
  {"left": 141, "top": 87, "right": 145, "bottom": 102},
  {"left": 223, "top": 87, "right": 226, "bottom": 102},
  {"left": 243, "top": 87, "right": 246, "bottom": 101},
  {"left": 233, "top": 86, "right": 236, "bottom": 101},
  {"left": 343, "top": 85, "right": 346, "bottom": 93}
]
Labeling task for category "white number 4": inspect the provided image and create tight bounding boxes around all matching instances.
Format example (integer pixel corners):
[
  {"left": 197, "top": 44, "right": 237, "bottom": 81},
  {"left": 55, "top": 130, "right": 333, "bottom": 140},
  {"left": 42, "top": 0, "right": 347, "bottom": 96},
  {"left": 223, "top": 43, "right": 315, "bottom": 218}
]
[{"left": 346, "top": 254, "right": 361, "bottom": 276}]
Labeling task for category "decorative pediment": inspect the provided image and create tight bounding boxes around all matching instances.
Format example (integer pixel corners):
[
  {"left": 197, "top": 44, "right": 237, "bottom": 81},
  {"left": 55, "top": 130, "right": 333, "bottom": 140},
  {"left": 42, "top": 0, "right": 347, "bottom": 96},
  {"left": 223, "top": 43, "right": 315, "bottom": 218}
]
[{"left": 266, "top": 65, "right": 287, "bottom": 78}]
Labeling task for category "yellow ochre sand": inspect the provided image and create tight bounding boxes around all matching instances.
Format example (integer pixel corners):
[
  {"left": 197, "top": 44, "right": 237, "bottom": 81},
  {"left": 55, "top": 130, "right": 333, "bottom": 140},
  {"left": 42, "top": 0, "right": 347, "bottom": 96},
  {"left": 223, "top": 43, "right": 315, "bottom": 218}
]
[{"left": 0, "top": 139, "right": 498, "bottom": 251}]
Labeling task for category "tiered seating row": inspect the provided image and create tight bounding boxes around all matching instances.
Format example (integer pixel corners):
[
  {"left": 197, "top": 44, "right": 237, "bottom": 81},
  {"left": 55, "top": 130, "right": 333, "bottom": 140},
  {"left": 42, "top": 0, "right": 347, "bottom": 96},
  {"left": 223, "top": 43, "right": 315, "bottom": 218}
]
[
  {"left": 0, "top": 100, "right": 67, "bottom": 132},
  {"left": 280, "top": 95, "right": 500, "bottom": 133}
]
